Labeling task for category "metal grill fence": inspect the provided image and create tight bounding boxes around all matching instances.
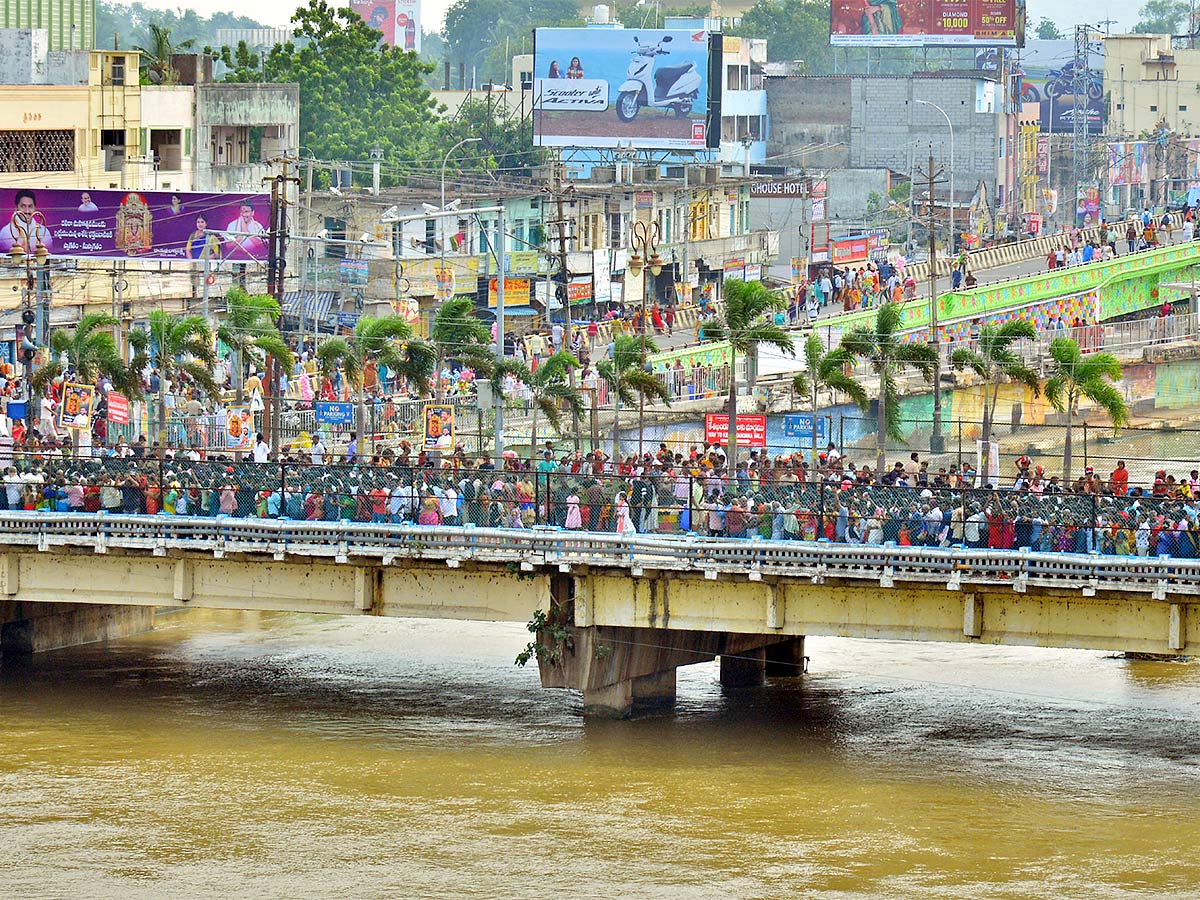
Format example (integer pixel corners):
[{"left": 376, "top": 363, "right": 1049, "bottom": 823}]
[{"left": 2, "top": 453, "right": 1198, "bottom": 558}]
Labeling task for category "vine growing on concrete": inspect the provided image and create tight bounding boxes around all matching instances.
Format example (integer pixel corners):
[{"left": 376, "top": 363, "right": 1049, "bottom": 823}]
[{"left": 515, "top": 608, "right": 574, "bottom": 667}]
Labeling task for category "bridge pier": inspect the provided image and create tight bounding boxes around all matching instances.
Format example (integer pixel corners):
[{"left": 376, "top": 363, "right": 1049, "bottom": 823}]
[
  {"left": 719, "top": 647, "right": 765, "bottom": 687},
  {"left": 0, "top": 601, "right": 154, "bottom": 656},
  {"left": 765, "top": 636, "right": 807, "bottom": 677}
]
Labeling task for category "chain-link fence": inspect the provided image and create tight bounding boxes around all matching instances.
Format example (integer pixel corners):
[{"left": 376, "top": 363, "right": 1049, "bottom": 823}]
[{"left": 4, "top": 453, "right": 1199, "bottom": 558}]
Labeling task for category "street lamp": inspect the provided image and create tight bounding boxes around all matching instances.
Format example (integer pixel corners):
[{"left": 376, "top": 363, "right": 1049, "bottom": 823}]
[
  {"left": 436, "top": 137, "right": 482, "bottom": 305},
  {"left": 627, "top": 220, "right": 663, "bottom": 460},
  {"left": 915, "top": 100, "right": 955, "bottom": 255}
]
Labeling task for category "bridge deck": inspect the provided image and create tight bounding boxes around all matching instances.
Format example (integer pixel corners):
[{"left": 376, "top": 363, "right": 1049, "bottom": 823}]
[{"left": 0, "top": 513, "right": 1194, "bottom": 656}]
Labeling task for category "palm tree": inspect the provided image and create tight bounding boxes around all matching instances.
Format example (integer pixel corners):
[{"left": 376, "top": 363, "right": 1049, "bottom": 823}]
[
  {"left": 32, "top": 313, "right": 144, "bottom": 400},
  {"left": 316, "top": 315, "right": 434, "bottom": 439},
  {"left": 950, "top": 319, "right": 1040, "bottom": 486},
  {"left": 839, "top": 301, "right": 938, "bottom": 473},
  {"left": 489, "top": 351, "right": 583, "bottom": 455},
  {"left": 143, "top": 310, "right": 219, "bottom": 441},
  {"left": 429, "top": 296, "right": 492, "bottom": 398},
  {"left": 216, "top": 287, "right": 293, "bottom": 404},
  {"left": 1044, "top": 337, "right": 1129, "bottom": 483},
  {"left": 791, "top": 332, "right": 868, "bottom": 464},
  {"left": 698, "top": 279, "right": 795, "bottom": 468},
  {"left": 596, "top": 333, "right": 669, "bottom": 460},
  {"left": 135, "top": 23, "right": 194, "bottom": 85}
]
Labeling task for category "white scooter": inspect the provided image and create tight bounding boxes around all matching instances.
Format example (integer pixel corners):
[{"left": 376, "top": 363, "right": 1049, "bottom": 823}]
[{"left": 615, "top": 35, "right": 702, "bottom": 123}]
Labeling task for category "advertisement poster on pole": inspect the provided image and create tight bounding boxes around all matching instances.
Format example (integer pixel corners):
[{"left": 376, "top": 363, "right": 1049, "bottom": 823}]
[
  {"left": 57, "top": 383, "right": 95, "bottom": 431},
  {"left": 532, "top": 27, "right": 720, "bottom": 150},
  {"left": 592, "top": 249, "right": 612, "bottom": 303},
  {"left": 225, "top": 407, "right": 252, "bottom": 451},
  {"left": 106, "top": 392, "right": 130, "bottom": 425},
  {"left": 0, "top": 188, "right": 271, "bottom": 262},
  {"left": 424, "top": 404, "right": 455, "bottom": 452},
  {"left": 704, "top": 413, "right": 767, "bottom": 447}
]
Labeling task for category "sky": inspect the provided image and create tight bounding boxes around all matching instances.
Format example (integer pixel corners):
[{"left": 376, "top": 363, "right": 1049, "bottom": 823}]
[{"left": 125, "top": 0, "right": 1138, "bottom": 41}]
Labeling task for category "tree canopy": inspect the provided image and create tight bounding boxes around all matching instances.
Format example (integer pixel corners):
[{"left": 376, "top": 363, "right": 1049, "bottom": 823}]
[
  {"left": 441, "top": 0, "right": 579, "bottom": 84},
  {"left": 97, "top": 1, "right": 265, "bottom": 54},
  {"left": 1134, "top": 0, "right": 1192, "bottom": 33},
  {"left": 731, "top": 0, "right": 834, "bottom": 71},
  {"left": 1034, "top": 17, "right": 1065, "bottom": 40},
  {"left": 219, "top": 0, "right": 437, "bottom": 179}
]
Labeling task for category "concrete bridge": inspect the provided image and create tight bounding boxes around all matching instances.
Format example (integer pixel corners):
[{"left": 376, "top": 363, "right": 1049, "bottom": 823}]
[{"left": 0, "top": 514, "right": 1195, "bottom": 716}]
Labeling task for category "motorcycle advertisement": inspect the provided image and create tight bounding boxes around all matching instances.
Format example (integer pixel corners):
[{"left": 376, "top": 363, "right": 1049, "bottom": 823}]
[
  {"left": 977, "top": 41, "right": 1104, "bottom": 134},
  {"left": 830, "top": 0, "right": 1025, "bottom": 46},
  {"left": 532, "top": 27, "right": 718, "bottom": 151}
]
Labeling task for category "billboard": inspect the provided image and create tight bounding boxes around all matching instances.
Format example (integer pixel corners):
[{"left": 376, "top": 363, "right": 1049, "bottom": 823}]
[
  {"left": 350, "top": 0, "right": 421, "bottom": 52},
  {"left": 704, "top": 413, "right": 767, "bottom": 448},
  {"left": 831, "top": 0, "right": 1025, "bottom": 47},
  {"left": 0, "top": 188, "right": 270, "bottom": 262},
  {"left": 981, "top": 41, "right": 1102, "bottom": 133},
  {"left": 532, "top": 27, "right": 719, "bottom": 150}
]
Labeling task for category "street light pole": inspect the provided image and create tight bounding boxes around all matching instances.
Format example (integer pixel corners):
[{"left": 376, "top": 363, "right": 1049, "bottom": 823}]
[
  {"left": 382, "top": 203, "right": 507, "bottom": 463},
  {"left": 916, "top": 100, "right": 955, "bottom": 256},
  {"left": 441, "top": 137, "right": 481, "bottom": 268},
  {"left": 628, "top": 220, "right": 663, "bottom": 461}
]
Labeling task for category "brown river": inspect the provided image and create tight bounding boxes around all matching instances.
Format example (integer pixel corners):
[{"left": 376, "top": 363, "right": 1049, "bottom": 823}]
[{"left": 2, "top": 609, "right": 1198, "bottom": 899}]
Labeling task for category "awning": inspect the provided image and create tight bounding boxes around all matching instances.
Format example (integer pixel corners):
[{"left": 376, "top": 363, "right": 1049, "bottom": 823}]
[
  {"left": 479, "top": 305, "right": 539, "bottom": 317},
  {"left": 283, "top": 290, "right": 337, "bottom": 321}
]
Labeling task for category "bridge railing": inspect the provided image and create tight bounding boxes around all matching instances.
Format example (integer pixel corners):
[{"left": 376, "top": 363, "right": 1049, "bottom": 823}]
[
  {"left": 2, "top": 452, "right": 1199, "bottom": 561},
  {"left": 1, "top": 511, "right": 1196, "bottom": 599}
]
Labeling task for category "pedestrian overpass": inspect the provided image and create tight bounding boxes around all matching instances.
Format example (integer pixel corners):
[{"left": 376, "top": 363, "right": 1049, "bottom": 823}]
[{"left": 1, "top": 514, "right": 1193, "bottom": 716}]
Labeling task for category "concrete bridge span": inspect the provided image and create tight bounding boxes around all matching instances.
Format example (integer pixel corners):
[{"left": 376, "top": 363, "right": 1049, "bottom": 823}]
[{"left": 0, "top": 514, "right": 1195, "bottom": 716}]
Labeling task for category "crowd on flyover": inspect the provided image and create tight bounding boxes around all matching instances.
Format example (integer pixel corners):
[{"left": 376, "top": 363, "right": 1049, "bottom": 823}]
[{"left": 3, "top": 432, "right": 1200, "bottom": 559}]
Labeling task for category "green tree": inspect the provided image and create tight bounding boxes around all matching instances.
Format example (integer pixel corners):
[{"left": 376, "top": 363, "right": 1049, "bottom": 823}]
[
  {"left": 839, "top": 302, "right": 938, "bottom": 473},
  {"left": 220, "top": 0, "right": 437, "bottom": 183},
  {"left": 135, "top": 23, "right": 195, "bottom": 84},
  {"left": 1134, "top": 0, "right": 1191, "bottom": 33},
  {"left": 950, "top": 320, "right": 1040, "bottom": 486},
  {"left": 732, "top": 0, "right": 833, "bottom": 72},
  {"left": 790, "top": 333, "right": 867, "bottom": 464},
  {"left": 33, "top": 313, "right": 145, "bottom": 401},
  {"left": 216, "top": 288, "right": 293, "bottom": 405},
  {"left": 1044, "top": 338, "right": 1129, "bottom": 483},
  {"left": 442, "top": 0, "right": 579, "bottom": 84},
  {"left": 697, "top": 279, "right": 794, "bottom": 469},
  {"left": 596, "top": 333, "right": 669, "bottom": 459},
  {"left": 143, "top": 311, "right": 219, "bottom": 442},
  {"left": 1035, "top": 17, "right": 1065, "bottom": 39},
  {"left": 429, "top": 295, "right": 492, "bottom": 398},
  {"left": 493, "top": 351, "right": 582, "bottom": 451},
  {"left": 438, "top": 98, "right": 545, "bottom": 178},
  {"left": 316, "top": 316, "right": 434, "bottom": 439}
]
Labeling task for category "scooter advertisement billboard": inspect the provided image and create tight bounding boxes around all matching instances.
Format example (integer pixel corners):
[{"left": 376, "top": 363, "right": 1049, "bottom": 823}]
[
  {"left": 532, "top": 27, "right": 720, "bottom": 150},
  {"left": 830, "top": 0, "right": 1025, "bottom": 46},
  {"left": 0, "top": 187, "right": 270, "bottom": 262}
]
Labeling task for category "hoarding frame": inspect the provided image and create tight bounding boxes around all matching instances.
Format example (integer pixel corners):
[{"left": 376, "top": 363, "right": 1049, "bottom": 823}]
[
  {"left": 829, "top": 0, "right": 1025, "bottom": 47},
  {"left": 532, "top": 26, "right": 721, "bottom": 151}
]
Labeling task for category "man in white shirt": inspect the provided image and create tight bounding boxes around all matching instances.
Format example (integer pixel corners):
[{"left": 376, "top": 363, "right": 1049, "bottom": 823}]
[
  {"left": 253, "top": 432, "right": 270, "bottom": 463},
  {"left": 310, "top": 436, "right": 326, "bottom": 465}
]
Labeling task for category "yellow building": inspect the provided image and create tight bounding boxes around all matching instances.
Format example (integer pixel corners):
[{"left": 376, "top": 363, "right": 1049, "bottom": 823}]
[{"left": 1105, "top": 34, "right": 1200, "bottom": 138}]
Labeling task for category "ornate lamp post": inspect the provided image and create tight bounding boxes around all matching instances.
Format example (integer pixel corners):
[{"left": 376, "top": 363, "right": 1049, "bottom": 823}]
[
  {"left": 7, "top": 210, "right": 50, "bottom": 413},
  {"left": 627, "top": 220, "right": 663, "bottom": 459}
]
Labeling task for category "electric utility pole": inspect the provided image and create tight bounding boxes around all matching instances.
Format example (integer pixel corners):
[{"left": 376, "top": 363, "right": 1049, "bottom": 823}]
[
  {"left": 920, "top": 150, "right": 948, "bottom": 453},
  {"left": 265, "top": 158, "right": 300, "bottom": 454},
  {"left": 545, "top": 155, "right": 582, "bottom": 450}
]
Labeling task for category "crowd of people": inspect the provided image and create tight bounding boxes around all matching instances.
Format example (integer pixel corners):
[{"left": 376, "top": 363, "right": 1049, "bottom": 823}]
[{"left": 5, "top": 432, "right": 1200, "bottom": 559}]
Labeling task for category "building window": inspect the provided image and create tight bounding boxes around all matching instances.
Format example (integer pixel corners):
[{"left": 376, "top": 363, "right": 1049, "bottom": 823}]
[
  {"left": 0, "top": 129, "right": 74, "bottom": 172},
  {"left": 1181, "top": 105, "right": 1189, "bottom": 112},
  {"left": 607, "top": 212, "right": 624, "bottom": 248},
  {"left": 1116, "top": 103, "right": 1124, "bottom": 110},
  {"left": 1150, "top": 105, "right": 1158, "bottom": 112},
  {"left": 150, "top": 128, "right": 182, "bottom": 170},
  {"left": 324, "top": 216, "right": 346, "bottom": 258},
  {"left": 109, "top": 55, "right": 125, "bottom": 85},
  {"left": 101, "top": 128, "right": 126, "bottom": 172}
]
